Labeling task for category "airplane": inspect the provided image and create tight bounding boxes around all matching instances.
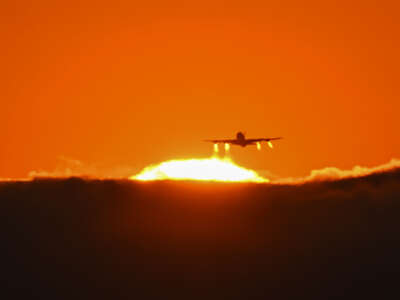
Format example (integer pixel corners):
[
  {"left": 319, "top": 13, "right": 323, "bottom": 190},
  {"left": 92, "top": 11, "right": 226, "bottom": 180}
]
[{"left": 205, "top": 132, "right": 283, "bottom": 150}]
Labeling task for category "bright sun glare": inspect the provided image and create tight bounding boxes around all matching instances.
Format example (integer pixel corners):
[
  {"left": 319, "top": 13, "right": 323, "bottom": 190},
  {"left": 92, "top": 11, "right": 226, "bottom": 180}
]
[{"left": 130, "top": 157, "right": 268, "bottom": 183}]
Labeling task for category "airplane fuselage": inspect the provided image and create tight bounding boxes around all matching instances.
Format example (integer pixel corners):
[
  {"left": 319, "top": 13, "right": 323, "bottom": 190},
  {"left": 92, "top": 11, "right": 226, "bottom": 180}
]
[{"left": 233, "top": 132, "right": 255, "bottom": 147}]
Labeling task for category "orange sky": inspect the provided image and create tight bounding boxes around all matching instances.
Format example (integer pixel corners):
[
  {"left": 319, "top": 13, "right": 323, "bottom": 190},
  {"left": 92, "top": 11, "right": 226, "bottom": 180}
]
[{"left": 1, "top": 0, "right": 400, "bottom": 179}]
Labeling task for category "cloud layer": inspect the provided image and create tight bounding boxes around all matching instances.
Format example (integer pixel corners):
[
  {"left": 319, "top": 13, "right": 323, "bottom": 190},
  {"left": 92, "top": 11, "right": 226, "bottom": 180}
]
[
  {"left": 27, "top": 156, "right": 138, "bottom": 179},
  {"left": 26, "top": 156, "right": 400, "bottom": 185},
  {"left": 274, "top": 158, "right": 400, "bottom": 184},
  {"left": 1, "top": 164, "right": 400, "bottom": 299}
]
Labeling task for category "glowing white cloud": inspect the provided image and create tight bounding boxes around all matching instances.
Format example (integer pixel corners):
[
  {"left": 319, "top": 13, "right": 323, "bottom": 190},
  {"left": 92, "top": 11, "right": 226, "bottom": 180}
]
[{"left": 131, "top": 157, "right": 268, "bottom": 183}]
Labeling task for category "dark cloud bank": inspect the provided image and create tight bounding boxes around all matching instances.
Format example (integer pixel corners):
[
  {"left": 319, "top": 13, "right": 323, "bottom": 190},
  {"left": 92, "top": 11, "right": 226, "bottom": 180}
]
[{"left": 1, "top": 168, "right": 400, "bottom": 299}]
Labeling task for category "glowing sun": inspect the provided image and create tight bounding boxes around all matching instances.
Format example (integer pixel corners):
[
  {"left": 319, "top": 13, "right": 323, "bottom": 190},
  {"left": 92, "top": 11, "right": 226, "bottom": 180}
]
[{"left": 130, "top": 157, "right": 268, "bottom": 183}]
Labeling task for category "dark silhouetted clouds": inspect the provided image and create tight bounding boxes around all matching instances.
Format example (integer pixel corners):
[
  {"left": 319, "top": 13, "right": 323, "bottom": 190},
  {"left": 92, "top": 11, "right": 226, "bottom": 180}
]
[{"left": 1, "top": 166, "right": 400, "bottom": 299}]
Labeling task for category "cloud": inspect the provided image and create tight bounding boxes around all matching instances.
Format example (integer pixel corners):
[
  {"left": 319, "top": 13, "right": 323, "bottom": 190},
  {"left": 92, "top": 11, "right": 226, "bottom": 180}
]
[
  {"left": 1, "top": 166, "right": 400, "bottom": 299},
  {"left": 25, "top": 155, "right": 400, "bottom": 186},
  {"left": 0, "top": 177, "right": 15, "bottom": 182},
  {"left": 28, "top": 156, "right": 93, "bottom": 178},
  {"left": 27, "top": 156, "right": 139, "bottom": 179},
  {"left": 275, "top": 158, "right": 400, "bottom": 184}
]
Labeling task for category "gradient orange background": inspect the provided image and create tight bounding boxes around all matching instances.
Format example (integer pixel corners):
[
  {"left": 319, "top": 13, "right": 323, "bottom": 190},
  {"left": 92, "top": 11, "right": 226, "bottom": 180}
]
[{"left": 1, "top": 0, "right": 399, "bottom": 179}]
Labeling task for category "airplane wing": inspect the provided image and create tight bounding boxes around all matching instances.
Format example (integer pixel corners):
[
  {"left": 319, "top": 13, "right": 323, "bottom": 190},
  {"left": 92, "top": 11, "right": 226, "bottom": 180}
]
[
  {"left": 247, "top": 137, "right": 283, "bottom": 143},
  {"left": 204, "top": 139, "right": 238, "bottom": 144}
]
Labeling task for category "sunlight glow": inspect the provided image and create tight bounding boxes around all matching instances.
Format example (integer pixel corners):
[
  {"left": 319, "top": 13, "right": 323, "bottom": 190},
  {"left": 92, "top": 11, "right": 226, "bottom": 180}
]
[
  {"left": 224, "top": 143, "right": 230, "bottom": 151},
  {"left": 268, "top": 141, "right": 273, "bottom": 149},
  {"left": 131, "top": 157, "right": 268, "bottom": 182},
  {"left": 256, "top": 142, "right": 261, "bottom": 150},
  {"left": 214, "top": 143, "right": 219, "bottom": 153}
]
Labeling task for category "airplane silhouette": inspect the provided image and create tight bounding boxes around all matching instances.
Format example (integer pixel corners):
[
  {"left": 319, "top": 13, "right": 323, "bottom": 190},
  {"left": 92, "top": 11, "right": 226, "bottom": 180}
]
[{"left": 205, "top": 132, "right": 282, "bottom": 149}]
